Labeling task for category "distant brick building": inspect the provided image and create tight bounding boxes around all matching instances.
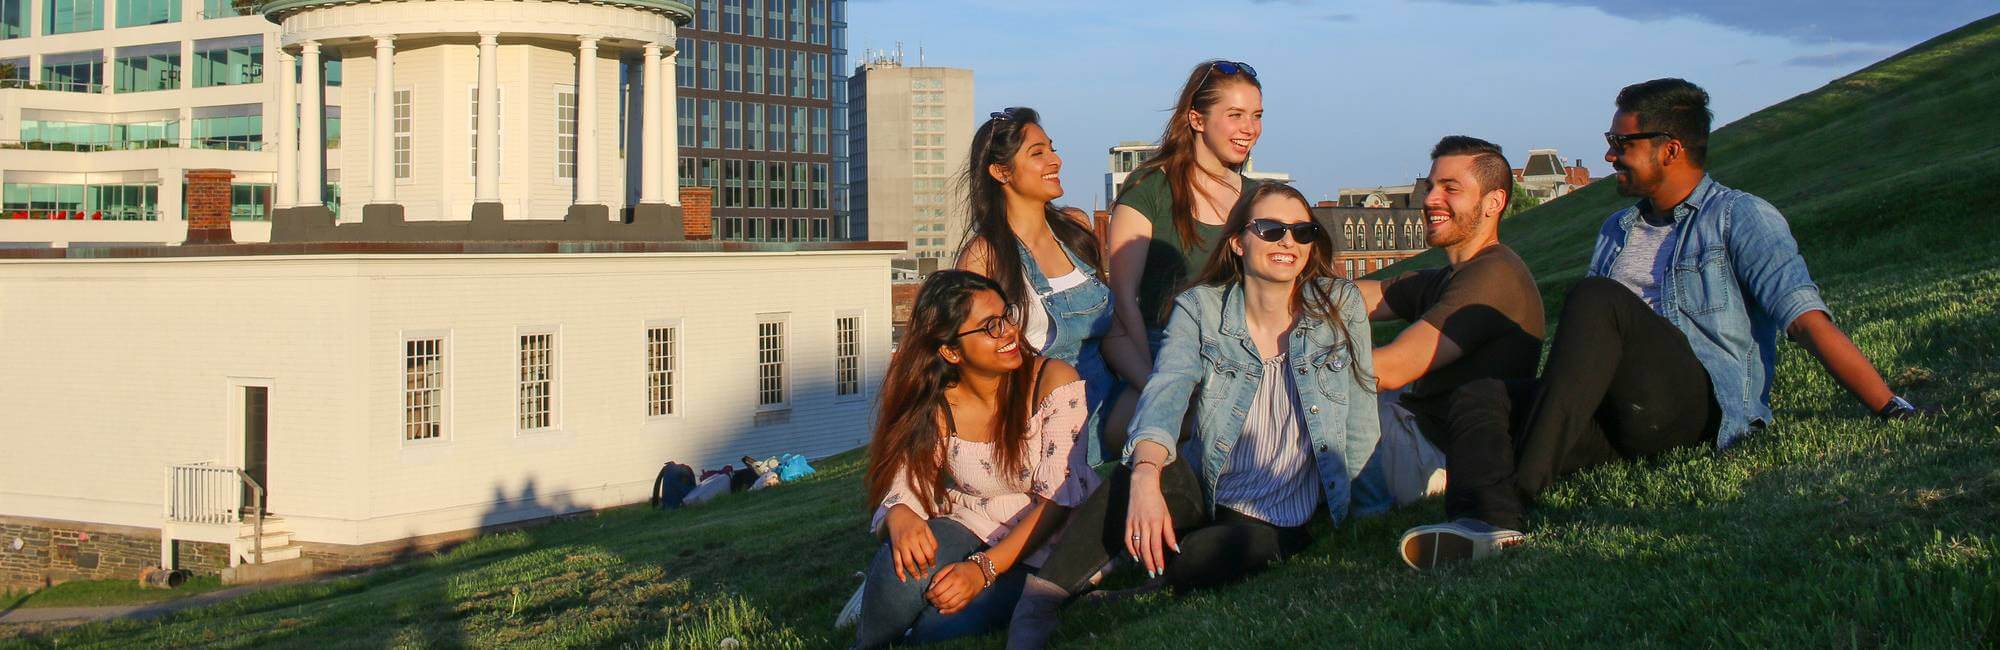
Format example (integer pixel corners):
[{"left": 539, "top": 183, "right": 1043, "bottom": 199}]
[
  {"left": 1513, "top": 149, "right": 1596, "bottom": 203},
  {"left": 1314, "top": 202, "right": 1427, "bottom": 278}
]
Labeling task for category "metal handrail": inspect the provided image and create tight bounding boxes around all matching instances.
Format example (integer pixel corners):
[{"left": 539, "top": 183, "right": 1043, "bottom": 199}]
[{"left": 236, "top": 469, "right": 265, "bottom": 565}]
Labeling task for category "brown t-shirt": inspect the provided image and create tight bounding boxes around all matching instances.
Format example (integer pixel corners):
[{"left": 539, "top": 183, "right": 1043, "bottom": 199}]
[{"left": 1380, "top": 244, "right": 1546, "bottom": 439}]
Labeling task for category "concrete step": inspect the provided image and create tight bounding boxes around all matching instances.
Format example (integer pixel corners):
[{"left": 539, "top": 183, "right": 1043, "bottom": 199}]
[
  {"left": 235, "top": 516, "right": 290, "bottom": 538},
  {"left": 237, "top": 543, "right": 302, "bottom": 565},
  {"left": 236, "top": 530, "right": 292, "bottom": 549},
  {"left": 221, "top": 556, "right": 315, "bottom": 585}
]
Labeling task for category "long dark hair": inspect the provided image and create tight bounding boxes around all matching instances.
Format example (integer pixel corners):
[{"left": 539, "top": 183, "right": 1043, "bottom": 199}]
[
  {"left": 865, "top": 270, "right": 1040, "bottom": 517},
  {"left": 956, "top": 107, "right": 1102, "bottom": 351},
  {"left": 1132, "top": 60, "right": 1262, "bottom": 251},
  {"left": 1187, "top": 182, "right": 1372, "bottom": 388}
]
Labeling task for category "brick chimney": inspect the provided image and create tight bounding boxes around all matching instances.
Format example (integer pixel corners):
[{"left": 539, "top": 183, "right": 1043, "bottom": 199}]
[
  {"left": 679, "top": 186, "right": 713, "bottom": 240},
  {"left": 184, "top": 168, "right": 234, "bottom": 245}
]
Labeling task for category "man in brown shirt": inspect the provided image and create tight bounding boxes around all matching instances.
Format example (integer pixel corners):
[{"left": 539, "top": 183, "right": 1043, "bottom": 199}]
[{"left": 1355, "top": 136, "right": 1546, "bottom": 506}]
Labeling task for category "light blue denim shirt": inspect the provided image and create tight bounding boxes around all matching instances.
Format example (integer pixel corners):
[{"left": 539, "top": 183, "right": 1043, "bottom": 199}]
[
  {"left": 1122, "top": 277, "right": 1388, "bottom": 525},
  {"left": 1587, "top": 175, "right": 1831, "bottom": 448}
]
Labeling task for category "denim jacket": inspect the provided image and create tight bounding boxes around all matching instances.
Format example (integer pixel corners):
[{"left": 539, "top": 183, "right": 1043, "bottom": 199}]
[
  {"left": 1122, "top": 278, "right": 1386, "bottom": 525},
  {"left": 1587, "top": 175, "right": 1830, "bottom": 448}
]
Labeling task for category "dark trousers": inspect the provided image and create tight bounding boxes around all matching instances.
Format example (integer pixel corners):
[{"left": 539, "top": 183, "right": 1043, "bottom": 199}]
[
  {"left": 1441, "top": 277, "right": 1721, "bottom": 531},
  {"left": 855, "top": 518, "right": 1029, "bottom": 648},
  {"left": 1034, "top": 457, "right": 1313, "bottom": 594}
]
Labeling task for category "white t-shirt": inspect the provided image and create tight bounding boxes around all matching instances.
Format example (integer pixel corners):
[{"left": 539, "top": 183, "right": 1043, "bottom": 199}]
[{"left": 1023, "top": 267, "right": 1091, "bottom": 351}]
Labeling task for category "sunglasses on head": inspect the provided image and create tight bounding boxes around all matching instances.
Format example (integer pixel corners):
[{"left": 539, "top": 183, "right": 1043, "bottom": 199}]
[
  {"left": 1196, "top": 60, "right": 1258, "bottom": 91},
  {"left": 989, "top": 106, "right": 1029, "bottom": 122},
  {"left": 954, "top": 303, "right": 1021, "bottom": 340},
  {"left": 1246, "top": 218, "right": 1322, "bottom": 244},
  {"left": 1604, "top": 131, "right": 1672, "bottom": 150}
]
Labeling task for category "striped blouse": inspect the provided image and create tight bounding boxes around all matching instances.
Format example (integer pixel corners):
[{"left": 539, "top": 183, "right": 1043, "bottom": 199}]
[{"left": 1212, "top": 354, "right": 1323, "bottom": 528}]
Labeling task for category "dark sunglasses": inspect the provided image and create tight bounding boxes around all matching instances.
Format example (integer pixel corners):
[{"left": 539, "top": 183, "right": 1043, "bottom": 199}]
[
  {"left": 1196, "top": 60, "right": 1257, "bottom": 90},
  {"left": 1246, "top": 219, "right": 1322, "bottom": 244},
  {"left": 954, "top": 303, "right": 1021, "bottom": 340},
  {"left": 989, "top": 106, "right": 1029, "bottom": 122},
  {"left": 1604, "top": 131, "right": 1672, "bottom": 149}
]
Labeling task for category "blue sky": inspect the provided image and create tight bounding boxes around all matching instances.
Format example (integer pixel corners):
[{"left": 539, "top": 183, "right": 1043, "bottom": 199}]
[{"left": 847, "top": 0, "right": 1994, "bottom": 206}]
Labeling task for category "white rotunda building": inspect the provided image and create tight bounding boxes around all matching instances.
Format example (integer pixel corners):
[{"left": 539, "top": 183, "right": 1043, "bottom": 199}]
[{"left": 263, "top": 0, "right": 693, "bottom": 237}]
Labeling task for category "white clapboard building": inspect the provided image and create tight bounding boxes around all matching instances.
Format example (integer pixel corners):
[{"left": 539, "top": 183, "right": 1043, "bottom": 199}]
[{"left": 0, "top": 237, "right": 893, "bottom": 584}]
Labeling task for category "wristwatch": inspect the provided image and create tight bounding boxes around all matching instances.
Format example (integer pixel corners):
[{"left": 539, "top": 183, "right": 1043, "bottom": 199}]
[{"left": 1876, "top": 395, "right": 1917, "bottom": 420}]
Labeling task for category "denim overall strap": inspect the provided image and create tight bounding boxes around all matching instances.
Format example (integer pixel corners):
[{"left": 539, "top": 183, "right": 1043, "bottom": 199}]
[{"left": 1015, "top": 239, "right": 1119, "bottom": 464}]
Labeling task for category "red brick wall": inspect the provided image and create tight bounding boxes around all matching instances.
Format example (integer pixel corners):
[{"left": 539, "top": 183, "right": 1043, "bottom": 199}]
[
  {"left": 1566, "top": 165, "right": 1593, "bottom": 187},
  {"left": 184, "top": 169, "right": 234, "bottom": 245},
  {"left": 679, "top": 187, "right": 714, "bottom": 240}
]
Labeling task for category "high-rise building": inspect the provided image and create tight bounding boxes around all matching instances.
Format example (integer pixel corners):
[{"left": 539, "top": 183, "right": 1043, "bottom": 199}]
[
  {"left": 0, "top": 0, "right": 706, "bottom": 246},
  {"left": 847, "top": 52, "right": 971, "bottom": 260},
  {"left": 676, "top": 0, "right": 846, "bottom": 243}
]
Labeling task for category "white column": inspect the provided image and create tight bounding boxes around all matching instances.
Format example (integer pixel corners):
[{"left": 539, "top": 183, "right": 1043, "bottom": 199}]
[
  {"left": 101, "top": 49, "right": 113, "bottom": 94},
  {"left": 662, "top": 50, "right": 679, "bottom": 205},
  {"left": 574, "top": 36, "right": 599, "bottom": 206},
  {"left": 371, "top": 35, "right": 396, "bottom": 204},
  {"left": 474, "top": 32, "right": 500, "bottom": 203},
  {"left": 297, "top": 41, "right": 323, "bottom": 207},
  {"left": 275, "top": 48, "right": 297, "bottom": 208},
  {"left": 638, "top": 43, "right": 662, "bottom": 204}
]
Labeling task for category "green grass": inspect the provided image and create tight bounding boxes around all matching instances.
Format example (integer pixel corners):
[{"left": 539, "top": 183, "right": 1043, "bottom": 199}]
[
  {"left": 8, "top": 13, "right": 2000, "bottom": 650},
  {"left": 1, "top": 576, "right": 226, "bottom": 611}
]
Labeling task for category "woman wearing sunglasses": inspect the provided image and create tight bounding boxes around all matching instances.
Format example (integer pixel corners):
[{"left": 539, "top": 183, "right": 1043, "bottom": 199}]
[
  {"left": 955, "top": 107, "right": 1119, "bottom": 464},
  {"left": 1099, "top": 59, "right": 1265, "bottom": 458},
  {"left": 855, "top": 270, "right": 1103, "bottom": 648},
  {"left": 1007, "top": 183, "right": 1383, "bottom": 648}
]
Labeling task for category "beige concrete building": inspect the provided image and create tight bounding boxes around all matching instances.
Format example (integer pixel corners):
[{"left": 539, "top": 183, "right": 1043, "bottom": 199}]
[{"left": 846, "top": 53, "right": 970, "bottom": 260}]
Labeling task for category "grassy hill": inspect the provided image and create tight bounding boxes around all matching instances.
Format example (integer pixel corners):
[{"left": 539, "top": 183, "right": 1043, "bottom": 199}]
[{"left": 9, "top": 14, "right": 2000, "bottom": 650}]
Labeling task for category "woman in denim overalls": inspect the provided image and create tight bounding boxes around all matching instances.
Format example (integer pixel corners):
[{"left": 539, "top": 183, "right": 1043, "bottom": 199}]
[{"left": 954, "top": 107, "right": 1118, "bottom": 465}]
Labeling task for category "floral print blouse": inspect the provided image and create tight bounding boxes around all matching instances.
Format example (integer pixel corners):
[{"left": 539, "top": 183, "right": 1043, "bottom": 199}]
[{"left": 870, "top": 379, "right": 1101, "bottom": 568}]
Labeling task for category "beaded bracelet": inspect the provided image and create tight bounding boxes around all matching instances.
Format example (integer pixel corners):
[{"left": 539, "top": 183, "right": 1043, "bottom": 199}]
[{"left": 966, "top": 552, "right": 997, "bottom": 588}]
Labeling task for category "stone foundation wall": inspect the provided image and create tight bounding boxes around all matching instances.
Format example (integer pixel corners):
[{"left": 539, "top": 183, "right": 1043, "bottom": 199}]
[{"left": 0, "top": 516, "right": 227, "bottom": 591}]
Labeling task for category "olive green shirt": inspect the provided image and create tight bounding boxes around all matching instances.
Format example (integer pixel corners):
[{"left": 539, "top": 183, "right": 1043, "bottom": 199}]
[{"left": 1116, "top": 169, "right": 1255, "bottom": 328}]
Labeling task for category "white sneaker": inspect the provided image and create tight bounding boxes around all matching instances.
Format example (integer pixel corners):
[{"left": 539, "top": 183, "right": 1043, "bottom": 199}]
[
  {"left": 1398, "top": 518, "right": 1524, "bottom": 570},
  {"left": 833, "top": 578, "right": 865, "bottom": 629}
]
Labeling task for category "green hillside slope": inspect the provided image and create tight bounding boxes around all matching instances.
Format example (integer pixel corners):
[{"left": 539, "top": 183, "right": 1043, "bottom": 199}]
[{"left": 9, "top": 14, "right": 1999, "bottom": 650}]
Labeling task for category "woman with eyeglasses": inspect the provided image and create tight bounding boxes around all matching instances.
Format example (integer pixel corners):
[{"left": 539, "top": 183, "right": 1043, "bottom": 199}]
[
  {"left": 854, "top": 270, "right": 1103, "bottom": 648},
  {"left": 955, "top": 107, "right": 1118, "bottom": 464},
  {"left": 1007, "top": 183, "right": 1384, "bottom": 648},
  {"left": 1099, "top": 59, "right": 1265, "bottom": 458}
]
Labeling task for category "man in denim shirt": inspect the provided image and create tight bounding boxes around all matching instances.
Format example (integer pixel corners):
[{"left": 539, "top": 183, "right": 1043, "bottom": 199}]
[{"left": 1399, "top": 78, "right": 1928, "bottom": 570}]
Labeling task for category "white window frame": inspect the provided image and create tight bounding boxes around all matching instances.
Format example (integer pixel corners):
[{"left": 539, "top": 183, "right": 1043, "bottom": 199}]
[
  {"left": 393, "top": 86, "right": 414, "bottom": 182},
  {"left": 401, "top": 331, "right": 451, "bottom": 445},
  {"left": 833, "top": 310, "right": 863, "bottom": 400},
  {"left": 515, "top": 325, "right": 560, "bottom": 434},
  {"left": 554, "top": 83, "right": 577, "bottom": 181},
  {"left": 645, "top": 318, "right": 683, "bottom": 420},
  {"left": 468, "top": 85, "right": 504, "bottom": 179},
  {"left": 756, "top": 313, "right": 788, "bottom": 411}
]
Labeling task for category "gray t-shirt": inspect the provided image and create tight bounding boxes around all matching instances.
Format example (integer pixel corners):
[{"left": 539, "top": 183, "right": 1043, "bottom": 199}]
[{"left": 1609, "top": 213, "right": 1679, "bottom": 313}]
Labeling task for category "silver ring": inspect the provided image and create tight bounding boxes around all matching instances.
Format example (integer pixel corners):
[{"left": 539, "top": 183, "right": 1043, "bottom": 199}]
[{"left": 1131, "top": 533, "right": 1143, "bottom": 541}]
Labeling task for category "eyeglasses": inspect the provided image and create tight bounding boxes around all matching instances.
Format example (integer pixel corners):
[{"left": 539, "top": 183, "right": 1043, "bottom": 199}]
[
  {"left": 954, "top": 303, "right": 1022, "bottom": 340},
  {"left": 989, "top": 106, "right": 1029, "bottom": 122},
  {"left": 1195, "top": 60, "right": 1258, "bottom": 91},
  {"left": 1246, "top": 219, "right": 1322, "bottom": 244},
  {"left": 1604, "top": 131, "right": 1672, "bottom": 150}
]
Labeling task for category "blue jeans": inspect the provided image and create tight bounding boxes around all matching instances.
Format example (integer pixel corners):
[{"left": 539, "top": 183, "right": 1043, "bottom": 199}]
[{"left": 854, "top": 518, "right": 1029, "bottom": 648}]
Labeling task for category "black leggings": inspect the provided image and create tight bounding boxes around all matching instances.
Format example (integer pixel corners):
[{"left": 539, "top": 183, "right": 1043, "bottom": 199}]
[
  {"left": 1441, "top": 277, "right": 1721, "bottom": 530},
  {"left": 1034, "top": 458, "right": 1313, "bottom": 594}
]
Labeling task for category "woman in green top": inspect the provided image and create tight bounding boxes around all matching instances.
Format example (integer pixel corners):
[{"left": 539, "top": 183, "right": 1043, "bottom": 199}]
[{"left": 1100, "top": 60, "right": 1265, "bottom": 452}]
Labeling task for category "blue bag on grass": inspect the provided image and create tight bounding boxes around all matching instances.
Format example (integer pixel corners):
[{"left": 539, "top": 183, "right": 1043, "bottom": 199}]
[{"left": 776, "top": 454, "right": 816, "bottom": 482}]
